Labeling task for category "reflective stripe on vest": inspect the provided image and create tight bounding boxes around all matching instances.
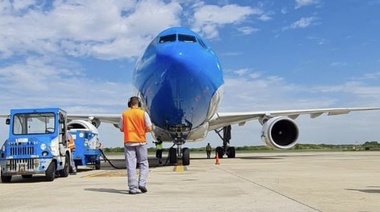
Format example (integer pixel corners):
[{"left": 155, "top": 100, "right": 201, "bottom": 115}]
[
  {"left": 156, "top": 143, "right": 163, "bottom": 150},
  {"left": 122, "top": 108, "right": 146, "bottom": 143}
]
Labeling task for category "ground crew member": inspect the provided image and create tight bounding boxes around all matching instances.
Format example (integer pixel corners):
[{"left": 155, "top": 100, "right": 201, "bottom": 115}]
[
  {"left": 67, "top": 133, "right": 77, "bottom": 175},
  {"left": 153, "top": 137, "right": 163, "bottom": 164},
  {"left": 206, "top": 143, "right": 212, "bottom": 159},
  {"left": 119, "top": 96, "right": 152, "bottom": 195}
]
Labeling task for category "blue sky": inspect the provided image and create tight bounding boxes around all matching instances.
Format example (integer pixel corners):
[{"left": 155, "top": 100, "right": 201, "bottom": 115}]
[{"left": 1, "top": 0, "right": 380, "bottom": 148}]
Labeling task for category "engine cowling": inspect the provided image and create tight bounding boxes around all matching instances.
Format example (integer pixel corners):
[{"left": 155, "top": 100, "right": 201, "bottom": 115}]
[
  {"left": 68, "top": 120, "right": 99, "bottom": 134},
  {"left": 67, "top": 120, "right": 100, "bottom": 150},
  {"left": 261, "top": 116, "right": 299, "bottom": 149}
]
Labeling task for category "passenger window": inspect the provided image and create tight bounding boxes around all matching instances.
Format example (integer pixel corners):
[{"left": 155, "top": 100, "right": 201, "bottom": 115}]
[{"left": 159, "top": 34, "right": 176, "bottom": 43}]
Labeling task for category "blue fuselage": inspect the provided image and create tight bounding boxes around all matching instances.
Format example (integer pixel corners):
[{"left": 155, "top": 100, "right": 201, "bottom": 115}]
[{"left": 133, "top": 27, "right": 224, "bottom": 140}]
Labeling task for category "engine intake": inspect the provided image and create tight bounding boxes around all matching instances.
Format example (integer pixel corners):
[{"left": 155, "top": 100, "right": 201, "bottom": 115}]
[{"left": 261, "top": 116, "right": 298, "bottom": 149}]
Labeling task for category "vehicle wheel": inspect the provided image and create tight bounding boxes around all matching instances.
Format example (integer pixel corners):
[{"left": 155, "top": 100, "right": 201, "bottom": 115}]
[
  {"left": 95, "top": 160, "right": 101, "bottom": 170},
  {"left": 216, "top": 146, "right": 224, "bottom": 158},
  {"left": 45, "top": 161, "right": 56, "bottom": 181},
  {"left": 182, "top": 148, "right": 190, "bottom": 166},
  {"left": 227, "top": 147, "right": 236, "bottom": 158},
  {"left": 169, "top": 147, "right": 177, "bottom": 164},
  {"left": 1, "top": 171, "right": 12, "bottom": 183},
  {"left": 59, "top": 154, "right": 70, "bottom": 177},
  {"left": 21, "top": 174, "right": 33, "bottom": 179}
]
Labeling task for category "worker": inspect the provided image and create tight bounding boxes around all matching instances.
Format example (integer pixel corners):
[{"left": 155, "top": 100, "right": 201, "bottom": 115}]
[
  {"left": 67, "top": 133, "right": 77, "bottom": 175},
  {"left": 119, "top": 96, "right": 152, "bottom": 195},
  {"left": 153, "top": 137, "right": 163, "bottom": 165},
  {"left": 206, "top": 143, "right": 212, "bottom": 159}
]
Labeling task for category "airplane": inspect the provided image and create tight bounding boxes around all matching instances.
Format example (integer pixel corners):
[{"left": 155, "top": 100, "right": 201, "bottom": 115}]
[{"left": 3, "top": 27, "right": 380, "bottom": 166}]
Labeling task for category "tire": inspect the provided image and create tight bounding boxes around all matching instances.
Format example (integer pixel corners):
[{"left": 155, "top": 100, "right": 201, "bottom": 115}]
[
  {"left": 1, "top": 171, "right": 12, "bottom": 183},
  {"left": 95, "top": 160, "right": 101, "bottom": 170},
  {"left": 21, "top": 175, "right": 33, "bottom": 179},
  {"left": 227, "top": 147, "right": 236, "bottom": 158},
  {"left": 182, "top": 148, "right": 190, "bottom": 166},
  {"left": 216, "top": 146, "right": 224, "bottom": 159},
  {"left": 45, "top": 161, "right": 56, "bottom": 182},
  {"left": 169, "top": 147, "right": 177, "bottom": 164},
  {"left": 59, "top": 154, "right": 70, "bottom": 178}
]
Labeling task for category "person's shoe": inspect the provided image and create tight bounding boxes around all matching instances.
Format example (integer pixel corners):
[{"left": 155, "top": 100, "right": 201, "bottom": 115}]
[
  {"left": 139, "top": 186, "right": 148, "bottom": 193},
  {"left": 128, "top": 190, "right": 139, "bottom": 195}
]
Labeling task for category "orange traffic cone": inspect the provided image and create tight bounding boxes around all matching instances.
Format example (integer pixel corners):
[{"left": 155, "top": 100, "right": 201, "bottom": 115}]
[{"left": 215, "top": 153, "right": 220, "bottom": 165}]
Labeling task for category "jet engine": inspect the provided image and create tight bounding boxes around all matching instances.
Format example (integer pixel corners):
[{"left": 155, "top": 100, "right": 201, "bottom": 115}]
[{"left": 261, "top": 116, "right": 299, "bottom": 149}]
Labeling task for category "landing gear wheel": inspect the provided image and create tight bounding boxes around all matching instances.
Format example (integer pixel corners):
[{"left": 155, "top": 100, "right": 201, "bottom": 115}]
[
  {"left": 227, "top": 147, "right": 236, "bottom": 158},
  {"left": 1, "top": 171, "right": 12, "bottom": 183},
  {"left": 21, "top": 174, "right": 33, "bottom": 179},
  {"left": 59, "top": 154, "right": 70, "bottom": 177},
  {"left": 169, "top": 147, "right": 177, "bottom": 164},
  {"left": 182, "top": 148, "right": 190, "bottom": 166},
  {"left": 216, "top": 146, "right": 224, "bottom": 159},
  {"left": 95, "top": 159, "right": 101, "bottom": 170},
  {"left": 45, "top": 161, "right": 56, "bottom": 182}
]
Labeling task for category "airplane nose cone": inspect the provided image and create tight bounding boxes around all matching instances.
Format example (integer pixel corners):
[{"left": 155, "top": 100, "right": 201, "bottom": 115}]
[{"left": 134, "top": 41, "right": 223, "bottom": 135}]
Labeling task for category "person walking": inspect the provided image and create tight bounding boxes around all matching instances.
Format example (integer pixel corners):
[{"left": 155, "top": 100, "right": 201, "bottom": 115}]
[
  {"left": 153, "top": 137, "right": 163, "bottom": 165},
  {"left": 119, "top": 96, "right": 153, "bottom": 195},
  {"left": 206, "top": 143, "right": 212, "bottom": 159}
]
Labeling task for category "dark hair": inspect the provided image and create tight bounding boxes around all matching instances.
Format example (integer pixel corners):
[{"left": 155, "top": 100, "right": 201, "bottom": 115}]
[{"left": 128, "top": 96, "right": 141, "bottom": 107}]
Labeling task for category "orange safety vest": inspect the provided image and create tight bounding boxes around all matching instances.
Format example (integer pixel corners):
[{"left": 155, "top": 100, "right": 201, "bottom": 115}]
[
  {"left": 67, "top": 134, "right": 75, "bottom": 151},
  {"left": 121, "top": 108, "right": 147, "bottom": 143}
]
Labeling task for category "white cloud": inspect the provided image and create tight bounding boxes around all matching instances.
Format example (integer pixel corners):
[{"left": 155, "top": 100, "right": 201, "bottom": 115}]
[
  {"left": 191, "top": 4, "right": 265, "bottom": 39},
  {"left": 221, "top": 68, "right": 380, "bottom": 113},
  {"left": 289, "top": 17, "right": 317, "bottom": 29},
  {"left": 249, "top": 72, "right": 261, "bottom": 79},
  {"left": 330, "top": 61, "right": 347, "bottom": 67},
  {"left": 0, "top": 0, "right": 183, "bottom": 60},
  {"left": 295, "top": 0, "right": 320, "bottom": 9},
  {"left": 0, "top": 55, "right": 132, "bottom": 113},
  {"left": 281, "top": 7, "right": 288, "bottom": 14},
  {"left": 0, "top": 1, "right": 265, "bottom": 58},
  {"left": 234, "top": 68, "right": 250, "bottom": 76},
  {"left": 237, "top": 26, "right": 259, "bottom": 35}
]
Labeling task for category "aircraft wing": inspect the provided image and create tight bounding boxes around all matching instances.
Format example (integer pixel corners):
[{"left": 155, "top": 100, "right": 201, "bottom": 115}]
[
  {"left": 67, "top": 114, "right": 120, "bottom": 125},
  {"left": 208, "top": 107, "right": 380, "bottom": 131}
]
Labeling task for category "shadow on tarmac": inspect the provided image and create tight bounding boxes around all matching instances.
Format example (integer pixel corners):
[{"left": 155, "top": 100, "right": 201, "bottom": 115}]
[
  {"left": 237, "top": 156, "right": 283, "bottom": 160},
  {"left": 346, "top": 186, "right": 380, "bottom": 194},
  {"left": 85, "top": 188, "right": 129, "bottom": 195}
]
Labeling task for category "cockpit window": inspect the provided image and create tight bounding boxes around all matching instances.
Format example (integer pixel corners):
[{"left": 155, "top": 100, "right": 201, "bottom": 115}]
[
  {"left": 178, "top": 34, "right": 196, "bottom": 43},
  {"left": 159, "top": 34, "right": 176, "bottom": 43}
]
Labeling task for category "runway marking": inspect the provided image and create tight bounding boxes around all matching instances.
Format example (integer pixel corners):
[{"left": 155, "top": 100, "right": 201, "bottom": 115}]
[{"left": 173, "top": 165, "right": 187, "bottom": 172}]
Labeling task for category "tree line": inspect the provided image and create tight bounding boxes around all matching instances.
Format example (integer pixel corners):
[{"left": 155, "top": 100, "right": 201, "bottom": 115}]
[{"left": 102, "top": 141, "right": 380, "bottom": 153}]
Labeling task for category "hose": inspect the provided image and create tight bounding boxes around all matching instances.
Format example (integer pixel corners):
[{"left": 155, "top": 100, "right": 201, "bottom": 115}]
[
  {"left": 98, "top": 143, "right": 176, "bottom": 169},
  {"left": 99, "top": 149, "right": 126, "bottom": 169}
]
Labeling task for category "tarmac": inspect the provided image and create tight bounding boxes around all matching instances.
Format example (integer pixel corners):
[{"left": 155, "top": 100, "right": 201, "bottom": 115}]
[{"left": 0, "top": 151, "right": 379, "bottom": 212}]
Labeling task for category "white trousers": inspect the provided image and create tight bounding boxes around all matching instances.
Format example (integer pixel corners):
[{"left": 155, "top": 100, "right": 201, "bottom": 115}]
[{"left": 124, "top": 143, "right": 149, "bottom": 192}]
